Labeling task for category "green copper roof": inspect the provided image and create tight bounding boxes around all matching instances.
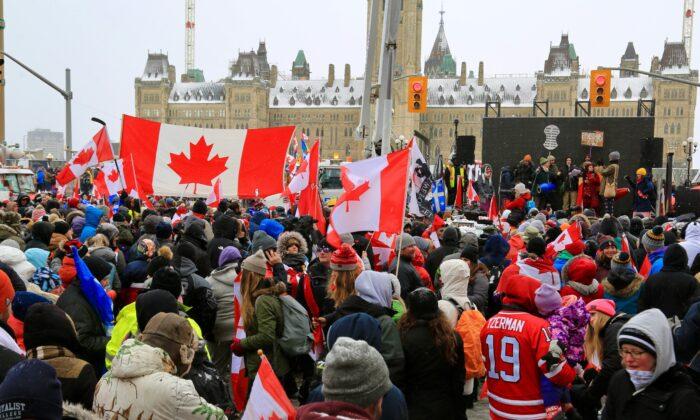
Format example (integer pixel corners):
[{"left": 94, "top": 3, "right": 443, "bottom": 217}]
[
  {"left": 440, "top": 54, "right": 456, "bottom": 76},
  {"left": 293, "top": 50, "right": 308, "bottom": 68},
  {"left": 187, "top": 68, "right": 205, "bottom": 82},
  {"left": 568, "top": 44, "right": 577, "bottom": 60}
]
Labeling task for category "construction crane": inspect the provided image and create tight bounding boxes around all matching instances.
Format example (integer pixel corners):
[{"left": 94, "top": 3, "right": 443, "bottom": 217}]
[
  {"left": 185, "top": 0, "right": 195, "bottom": 73},
  {"left": 683, "top": 0, "right": 694, "bottom": 65}
]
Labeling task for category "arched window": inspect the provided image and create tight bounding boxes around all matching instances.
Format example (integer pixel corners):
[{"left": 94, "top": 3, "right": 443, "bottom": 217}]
[{"left": 670, "top": 123, "right": 675, "bottom": 134}]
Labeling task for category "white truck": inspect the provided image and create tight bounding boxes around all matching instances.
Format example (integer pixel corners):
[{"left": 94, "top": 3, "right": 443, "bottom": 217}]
[{"left": 0, "top": 168, "right": 36, "bottom": 202}]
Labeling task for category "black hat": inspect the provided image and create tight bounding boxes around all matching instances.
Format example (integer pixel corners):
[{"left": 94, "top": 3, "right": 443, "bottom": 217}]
[
  {"left": 618, "top": 327, "right": 656, "bottom": 356},
  {"left": 136, "top": 289, "right": 179, "bottom": 332},
  {"left": 192, "top": 199, "right": 208, "bottom": 215},
  {"left": 407, "top": 288, "right": 439, "bottom": 320},
  {"left": 23, "top": 303, "right": 80, "bottom": 353},
  {"left": 526, "top": 237, "right": 546, "bottom": 257},
  {"left": 151, "top": 267, "right": 182, "bottom": 298},
  {"left": 53, "top": 220, "right": 70, "bottom": 235},
  {"left": 83, "top": 255, "right": 112, "bottom": 281},
  {"left": 156, "top": 221, "right": 173, "bottom": 240},
  {"left": 460, "top": 245, "right": 479, "bottom": 262},
  {"left": 0, "top": 360, "right": 63, "bottom": 420}
]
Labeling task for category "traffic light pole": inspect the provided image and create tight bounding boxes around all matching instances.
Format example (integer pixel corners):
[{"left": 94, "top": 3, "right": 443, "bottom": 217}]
[
  {"left": 606, "top": 67, "right": 700, "bottom": 87},
  {"left": 358, "top": 0, "right": 380, "bottom": 157},
  {"left": 1, "top": 51, "right": 73, "bottom": 160},
  {"left": 373, "top": 0, "right": 400, "bottom": 156}
]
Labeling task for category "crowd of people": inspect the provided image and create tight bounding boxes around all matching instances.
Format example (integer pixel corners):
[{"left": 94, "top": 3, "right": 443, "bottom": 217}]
[{"left": 0, "top": 161, "right": 699, "bottom": 419}]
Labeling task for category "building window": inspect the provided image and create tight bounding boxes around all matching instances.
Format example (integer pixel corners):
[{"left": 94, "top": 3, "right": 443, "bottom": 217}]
[{"left": 664, "top": 123, "right": 669, "bottom": 134}]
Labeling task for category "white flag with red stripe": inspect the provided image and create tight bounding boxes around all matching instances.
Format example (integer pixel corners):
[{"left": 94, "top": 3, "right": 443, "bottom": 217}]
[
  {"left": 120, "top": 115, "right": 294, "bottom": 198},
  {"left": 548, "top": 221, "right": 582, "bottom": 253},
  {"left": 370, "top": 231, "right": 397, "bottom": 269},
  {"left": 231, "top": 272, "right": 249, "bottom": 412},
  {"left": 56, "top": 126, "right": 114, "bottom": 186},
  {"left": 241, "top": 355, "right": 295, "bottom": 420},
  {"left": 466, "top": 179, "right": 480, "bottom": 203},
  {"left": 94, "top": 159, "right": 126, "bottom": 198},
  {"left": 206, "top": 178, "right": 221, "bottom": 208},
  {"left": 289, "top": 141, "right": 326, "bottom": 234},
  {"left": 330, "top": 148, "right": 410, "bottom": 236}
]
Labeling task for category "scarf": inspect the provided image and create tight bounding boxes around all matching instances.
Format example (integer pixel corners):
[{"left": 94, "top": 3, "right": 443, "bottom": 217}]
[
  {"left": 627, "top": 369, "right": 654, "bottom": 390},
  {"left": 566, "top": 279, "right": 600, "bottom": 296}
]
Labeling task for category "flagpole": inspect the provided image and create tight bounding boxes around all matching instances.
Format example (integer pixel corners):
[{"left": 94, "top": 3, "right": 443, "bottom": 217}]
[{"left": 395, "top": 147, "right": 411, "bottom": 278}]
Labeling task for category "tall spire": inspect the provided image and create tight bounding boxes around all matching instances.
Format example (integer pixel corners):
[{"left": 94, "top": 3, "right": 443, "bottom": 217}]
[
  {"left": 424, "top": 6, "right": 456, "bottom": 78},
  {"left": 439, "top": 1, "right": 445, "bottom": 25}
]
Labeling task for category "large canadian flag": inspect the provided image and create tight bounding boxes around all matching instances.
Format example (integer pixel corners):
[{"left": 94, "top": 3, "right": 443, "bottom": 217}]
[
  {"left": 120, "top": 115, "right": 294, "bottom": 198},
  {"left": 241, "top": 355, "right": 295, "bottom": 420},
  {"left": 56, "top": 126, "right": 114, "bottom": 186},
  {"left": 289, "top": 140, "right": 326, "bottom": 234},
  {"left": 330, "top": 148, "right": 410, "bottom": 236},
  {"left": 94, "top": 159, "right": 126, "bottom": 198}
]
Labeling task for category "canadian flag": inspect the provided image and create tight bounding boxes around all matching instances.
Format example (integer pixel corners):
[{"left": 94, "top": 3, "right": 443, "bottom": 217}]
[
  {"left": 231, "top": 272, "right": 249, "bottom": 412},
  {"left": 206, "top": 178, "right": 221, "bottom": 208},
  {"left": 56, "top": 126, "right": 114, "bottom": 186},
  {"left": 466, "top": 179, "right": 480, "bottom": 203},
  {"left": 94, "top": 159, "right": 126, "bottom": 198},
  {"left": 289, "top": 141, "right": 326, "bottom": 234},
  {"left": 329, "top": 148, "right": 410, "bottom": 236},
  {"left": 422, "top": 214, "right": 446, "bottom": 249},
  {"left": 487, "top": 195, "right": 499, "bottom": 222},
  {"left": 370, "top": 231, "right": 397, "bottom": 270},
  {"left": 120, "top": 115, "right": 294, "bottom": 198},
  {"left": 548, "top": 222, "right": 582, "bottom": 253},
  {"left": 241, "top": 355, "right": 295, "bottom": 420}
]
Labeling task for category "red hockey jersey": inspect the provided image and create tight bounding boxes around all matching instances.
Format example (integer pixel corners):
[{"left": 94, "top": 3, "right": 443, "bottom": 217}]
[{"left": 480, "top": 310, "right": 575, "bottom": 419}]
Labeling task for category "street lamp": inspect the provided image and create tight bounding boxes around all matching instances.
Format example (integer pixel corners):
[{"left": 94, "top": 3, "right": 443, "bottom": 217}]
[
  {"left": 453, "top": 118, "right": 459, "bottom": 142},
  {"left": 682, "top": 138, "right": 698, "bottom": 187},
  {"left": 46, "top": 153, "right": 54, "bottom": 168}
]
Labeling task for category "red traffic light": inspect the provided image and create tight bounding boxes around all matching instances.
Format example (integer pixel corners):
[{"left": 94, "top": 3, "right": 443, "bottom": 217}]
[
  {"left": 412, "top": 82, "right": 423, "bottom": 92},
  {"left": 595, "top": 75, "right": 607, "bottom": 86}
]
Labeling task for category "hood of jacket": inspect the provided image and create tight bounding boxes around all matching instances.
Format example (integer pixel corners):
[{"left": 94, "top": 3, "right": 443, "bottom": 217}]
[
  {"left": 0, "top": 245, "right": 36, "bottom": 281},
  {"left": 441, "top": 226, "right": 461, "bottom": 248},
  {"left": 685, "top": 221, "right": 700, "bottom": 243},
  {"left": 439, "top": 259, "right": 471, "bottom": 308},
  {"left": 209, "top": 263, "right": 238, "bottom": 286},
  {"left": 276, "top": 231, "right": 308, "bottom": 258},
  {"left": 109, "top": 339, "right": 176, "bottom": 379},
  {"left": 354, "top": 270, "right": 393, "bottom": 309},
  {"left": 176, "top": 256, "right": 198, "bottom": 277},
  {"left": 212, "top": 215, "right": 238, "bottom": 240},
  {"left": 482, "top": 234, "right": 510, "bottom": 265},
  {"left": 84, "top": 206, "right": 103, "bottom": 228},
  {"left": 603, "top": 272, "right": 644, "bottom": 297},
  {"left": 661, "top": 243, "right": 688, "bottom": 272},
  {"left": 618, "top": 308, "right": 676, "bottom": 386},
  {"left": 500, "top": 274, "right": 540, "bottom": 313},
  {"left": 327, "top": 313, "right": 382, "bottom": 351},
  {"left": 336, "top": 295, "right": 393, "bottom": 319},
  {"left": 90, "top": 246, "right": 117, "bottom": 264},
  {"left": 30, "top": 221, "right": 54, "bottom": 246}
]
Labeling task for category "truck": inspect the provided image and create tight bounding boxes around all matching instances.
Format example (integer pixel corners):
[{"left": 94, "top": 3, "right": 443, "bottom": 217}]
[
  {"left": 0, "top": 168, "right": 36, "bottom": 202},
  {"left": 319, "top": 163, "right": 343, "bottom": 205}
]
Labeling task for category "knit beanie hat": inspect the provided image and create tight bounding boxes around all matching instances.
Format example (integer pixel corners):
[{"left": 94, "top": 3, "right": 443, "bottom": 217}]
[
  {"left": 565, "top": 240, "right": 586, "bottom": 256},
  {"left": 219, "top": 246, "right": 242, "bottom": 267},
  {"left": 156, "top": 221, "right": 173, "bottom": 240},
  {"left": 514, "top": 183, "right": 528, "bottom": 196},
  {"left": 526, "top": 237, "right": 546, "bottom": 257},
  {"left": 136, "top": 289, "right": 179, "bottom": 332},
  {"left": 534, "top": 283, "right": 562, "bottom": 316},
  {"left": 522, "top": 225, "right": 542, "bottom": 244},
  {"left": 191, "top": 200, "right": 208, "bottom": 215},
  {"left": 609, "top": 151, "right": 620, "bottom": 161},
  {"left": 71, "top": 216, "right": 86, "bottom": 237},
  {"left": 395, "top": 233, "right": 416, "bottom": 251},
  {"left": 642, "top": 226, "right": 665, "bottom": 251},
  {"left": 151, "top": 267, "right": 183, "bottom": 298},
  {"left": 251, "top": 230, "right": 277, "bottom": 253},
  {"left": 0, "top": 270, "right": 15, "bottom": 315},
  {"left": 586, "top": 299, "right": 616, "bottom": 317},
  {"left": 583, "top": 208, "right": 597, "bottom": 219},
  {"left": 597, "top": 235, "right": 616, "bottom": 250},
  {"left": 140, "top": 312, "right": 197, "bottom": 376},
  {"left": 331, "top": 244, "right": 358, "bottom": 271},
  {"left": 407, "top": 288, "right": 440, "bottom": 320},
  {"left": 83, "top": 255, "right": 112, "bottom": 281},
  {"left": 610, "top": 252, "right": 633, "bottom": 274},
  {"left": 618, "top": 215, "right": 631, "bottom": 232},
  {"left": 460, "top": 245, "right": 479, "bottom": 262},
  {"left": 566, "top": 256, "right": 597, "bottom": 285},
  {"left": 241, "top": 249, "right": 268, "bottom": 276},
  {"left": 23, "top": 303, "right": 80, "bottom": 352},
  {"left": 0, "top": 360, "right": 63, "bottom": 420},
  {"left": 11, "top": 292, "right": 51, "bottom": 322},
  {"left": 322, "top": 337, "right": 392, "bottom": 408},
  {"left": 53, "top": 220, "right": 70, "bottom": 235},
  {"left": 618, "top": 326, "right": 656, "bottom": 356}
]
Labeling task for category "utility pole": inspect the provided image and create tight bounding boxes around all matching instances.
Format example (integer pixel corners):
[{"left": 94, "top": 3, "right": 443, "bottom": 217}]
[
  {"left": 0, "top": 0, "right": 5, "bottom": 146},
  {"left": 373, "top": 0, "right": 401, "bottom": 156},
  {"left": 358, "top": 0, "right": 380, "bottom": 157},
  {"left": 0, "top": 52, "right": 72, "bottom": 160}
]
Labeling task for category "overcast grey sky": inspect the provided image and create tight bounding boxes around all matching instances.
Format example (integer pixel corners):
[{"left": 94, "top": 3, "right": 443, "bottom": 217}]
[{"left": 4, "top": 0, "right": 697, "bottom": 164}]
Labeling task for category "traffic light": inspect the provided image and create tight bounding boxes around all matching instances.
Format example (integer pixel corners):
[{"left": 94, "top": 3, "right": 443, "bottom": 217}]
[
  {"left": 590, "top": 69, "right": 611, "bottom": 107},
  {"left": 408, "top": 76, "right": 428, "bottom": 113}
]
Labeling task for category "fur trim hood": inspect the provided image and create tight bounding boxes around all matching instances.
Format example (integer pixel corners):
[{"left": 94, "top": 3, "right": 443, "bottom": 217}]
[{"left": 276, "top": 231, "right": 308, "bottom": 257}]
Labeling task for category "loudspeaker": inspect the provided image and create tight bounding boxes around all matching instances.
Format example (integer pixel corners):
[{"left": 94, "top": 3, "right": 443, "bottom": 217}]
[
  {"left": 454, "top": 135, "right": 476, "bottom": 166},
  {"left": 639, "top": 137, "right": 664, "bottom": 170},
  {"left": 675, "top": 186, "right": 700, "bottom": 215}
]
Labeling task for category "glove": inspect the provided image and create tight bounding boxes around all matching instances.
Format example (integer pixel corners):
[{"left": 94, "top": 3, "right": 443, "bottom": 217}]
[
  {"left": 231, "top": 338, "right": 245, "bottom": 356},
  {"left": 540, "top": 339, "right": 565, "bottom": 371}
]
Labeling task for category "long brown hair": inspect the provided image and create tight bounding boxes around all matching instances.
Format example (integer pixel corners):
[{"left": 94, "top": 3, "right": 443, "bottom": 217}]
[
  {"left": 398, "top": 311, "right": 459, "bottom": 366},
  {"left": 584, "top": 311, "right": 612, "bottom": 366},
  {"left": 240, "top": 269, "right": 266, "bottom": 331},
  {"left": 327, "top": 267, "right": 362, "bottom": 308}
]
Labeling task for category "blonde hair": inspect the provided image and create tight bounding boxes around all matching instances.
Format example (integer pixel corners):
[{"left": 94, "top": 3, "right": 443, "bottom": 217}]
[
  {"left": 240, "top": 269, "right": 266, "bottom": 331},
  {"left": 584, "top": 311, "right": 612, "bottom": 365},
  {"left": 87, "top": 234, "right": 110, "bottom": 248},
  {"left": 328, "top": 266, "right": 362, "bottom": 308}
]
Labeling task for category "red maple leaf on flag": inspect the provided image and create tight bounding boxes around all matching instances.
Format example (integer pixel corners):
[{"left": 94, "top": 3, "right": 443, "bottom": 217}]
[
  {"left": 73, "top": 148, "right": 94, "bottom": 166},
  {"left": 107, "top": 169, "right": 120, "bottom": 183},
  {"left": 339, "top": 181, "right": 370, "bottom": 211},
  {"left": 168, "top": 136, "right": 228, "bottom": 193}
]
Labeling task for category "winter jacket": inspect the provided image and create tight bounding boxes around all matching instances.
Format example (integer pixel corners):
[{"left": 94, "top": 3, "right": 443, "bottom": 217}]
[
  {"left": 307, "top": 385, "right": 407, "bottom": 420},
  {"left": 399, "top": 321, "right": 466, "bottom": 420},
  {"left": 56, "top": 279, "right": 108, "bottom": 373},
  {"left": 49, "top": 232, "right": 69, "bottom": 253},
  {"left": 300, "top": 259, "right": 335, "bottom": 317},
  {"left": 93, "top": 339, "right": 225, "bottom": 419},
  {"left": 26, "top": 345, "right": 97, "bottom": 409},
  {"left": 205, "top": 263, "right": 237, "bottom": 342},
  {"left": 468, "top": 262, "right": 490, "bottom": 313},
  {"left": 387, "top": 256, "right": 423, "bottom": 300},
  {"left": 178, "top": 257, "right": 218, "bottom": 341},
  {"left": 324, "top": 295, "right": 404, "bottom": 382},
  {"left": 183, "top": 214, "right": 214, "bottom": 242},
  {"left": 514, "top": 160, "right": 535, "bottom": 188},
  {"left": 239, "top": 282, "right": 289, "bottom": 378},
  {"left": 437, "top": 259, "right": 473, "bottom": 327},
  {"left": 533, "top": 166, "right": 555, "bottom": 198},
  {"left": 179, "top": 222, "right": 213, "bottom": 277},
  {"left": 79, "top": 206, "right": 103, "bottom": 243},
  {"left": 681, "top": 221, "right": 700, "bottom": 269},
  {"left": 425, "top": 227, "right": 461, "bottom": 281},
  {"left": 546, "top": 298, "right": 589, "bottom": 364},
  {"left": 627, "top": 176, "right": 655, "bottom": 213},
  {"left": 90, "top": 245, "right": 126, "bottom": 280},
  {"left": 0, "top": 345, "right": 21, "bottom": 383},
  {"left": 500, "top": 166, "right": 515, "bottom": 190},
  {"left": 602, "top": 271, "right": 644, "bottom": 315},
  {"left": 562, "top": 164, "right": 581, "bottom": 191},
  {"left": 105, "top": 301, "right": 204, "bottom": 369},
  {"left": 638, "top": 244, "right": 699, "bottom": 319},
  {"left": 25, "top": 221, "right": 53, "bottom": 251},
  {"left": 674, "top": 301, "right": 700, "bottom": 375},
  {"left": 603, "top": 309, "right": 700, "bottom": 420},
  {"left": 296, "top": 401, "right": 373, "bottom": 420},
  {"left": 597, "top": 162, "right": 619, "bottom": 199},
  {"left": 206, "top": 215, "right": 239, "bottom": 270}
]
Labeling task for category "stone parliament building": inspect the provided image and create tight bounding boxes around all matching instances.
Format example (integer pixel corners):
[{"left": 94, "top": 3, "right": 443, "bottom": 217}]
[{"left": 134, "top": 1, "right": 697, "bottom": 164}]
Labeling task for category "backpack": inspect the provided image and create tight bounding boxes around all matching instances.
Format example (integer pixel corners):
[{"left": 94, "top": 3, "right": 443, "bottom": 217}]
[
  {"left": 277, "top": 295, "right": 314, "bottom": 357},
  {"left": 182, "top": 275, "right": 218, "bottom": 341},
  {"left": 454, "top": 305, "right": 487, "bottom": 380}
]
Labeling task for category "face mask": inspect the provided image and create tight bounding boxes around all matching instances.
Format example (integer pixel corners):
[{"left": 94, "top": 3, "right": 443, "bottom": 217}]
[{"left": 626, "top": 369, "right": 654, "bottom": 390}]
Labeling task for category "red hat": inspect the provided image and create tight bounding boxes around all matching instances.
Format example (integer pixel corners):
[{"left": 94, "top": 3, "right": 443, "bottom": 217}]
[
  {"left": 565, "top": 256, "right": 597, "bottom": 285},
  {"left": 68, "top": 197, "right": 80, "bottom": 208},
  {"left": 565, "top": 240, "right": 586, "bottom": 256},
  {"left": 330, "top": 244, "right": 358, "bottom": 271},
  {"left": 0, "top": 270, "right": 15, "bottom": 316},
  {"left": 586, "top": 299, "right": 616, "bottom": 317},
  {"left": 500, "top": 274, "right": 540, "bottom": 314}
]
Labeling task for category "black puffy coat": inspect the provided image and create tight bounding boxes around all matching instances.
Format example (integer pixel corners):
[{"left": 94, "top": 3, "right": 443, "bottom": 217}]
[
  {"left": 25, "top": 221, "right": 53, "bottom": 251},
  {"left": 398, "top": 321, "right": 466, "bottom": 420},
  {"left": 206, "top": 215, "right": 239, "bottom": 270},
  {"left": 603, "top": 365, "right": 700, "bottom": 420},
  {"left": 424, "top": 227, "right": 461, "bottom": 282}
]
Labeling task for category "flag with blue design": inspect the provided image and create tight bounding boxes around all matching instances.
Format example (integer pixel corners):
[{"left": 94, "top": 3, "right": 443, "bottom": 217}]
[
  {"left": 300, "top": 133, "right": 309, "bottom": 158},
  {"left": 432, "top": 179, "right": 447, "bottom": 213},
  {"left": 71, "top": 246, "right": 114, "bottom": 336}
]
